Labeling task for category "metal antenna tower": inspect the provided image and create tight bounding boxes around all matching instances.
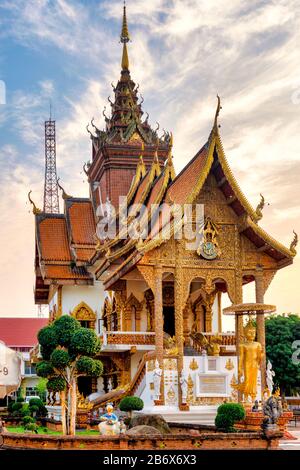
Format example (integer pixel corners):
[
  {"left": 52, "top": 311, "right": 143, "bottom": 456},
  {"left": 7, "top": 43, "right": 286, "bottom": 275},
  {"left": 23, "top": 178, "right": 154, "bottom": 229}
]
[{"left": 43, "top": 107, "right": 59, "bottom": 213}]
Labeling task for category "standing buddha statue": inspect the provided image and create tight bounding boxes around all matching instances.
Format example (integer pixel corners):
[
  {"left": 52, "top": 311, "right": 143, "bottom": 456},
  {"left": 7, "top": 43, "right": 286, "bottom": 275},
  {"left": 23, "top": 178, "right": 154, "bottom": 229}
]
[{"left": 235, "top": 320, "right": 263, "bottom": 403}]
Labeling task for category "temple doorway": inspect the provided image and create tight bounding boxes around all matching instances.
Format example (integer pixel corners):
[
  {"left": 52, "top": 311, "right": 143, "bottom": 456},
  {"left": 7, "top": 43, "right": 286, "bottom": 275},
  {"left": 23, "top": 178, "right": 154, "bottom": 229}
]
[{"left": 163, "top": 306, "right": 175, "bottom": 337}]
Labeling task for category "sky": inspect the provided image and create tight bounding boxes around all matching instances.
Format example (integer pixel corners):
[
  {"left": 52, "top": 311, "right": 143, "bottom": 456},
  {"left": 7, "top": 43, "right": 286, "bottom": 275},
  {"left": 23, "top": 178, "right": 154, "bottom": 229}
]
[{"left": 0, "top": 0, "right": 299, "bottom": 321}]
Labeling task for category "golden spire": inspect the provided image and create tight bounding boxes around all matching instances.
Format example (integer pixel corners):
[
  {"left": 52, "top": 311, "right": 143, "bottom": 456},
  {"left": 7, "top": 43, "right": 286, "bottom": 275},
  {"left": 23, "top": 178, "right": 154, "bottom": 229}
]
[{"left": 120, "top": 1, "right": 130, "bottom": 71}]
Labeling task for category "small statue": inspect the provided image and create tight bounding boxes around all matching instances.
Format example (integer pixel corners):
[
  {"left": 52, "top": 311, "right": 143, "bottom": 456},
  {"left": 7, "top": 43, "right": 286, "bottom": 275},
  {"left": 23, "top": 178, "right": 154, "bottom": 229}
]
[
  {"left": 266, "top": 360, "right": 275, "bottom": 395},
  {"left": 119, "top": 418, "right": 127, "bottom": 435},
  {"left": 180, "top": 369, "right": 188, "bottom": 404},
  {"left": 252, "top": 400, "right": 260, "bottom": 412},
  {"left": 107, "top": 377, "right": 113, "bottom": 392},
  {"left": 153, "top": 359, "right": 163, "bottom": 401},
  {"left": 262, "top": 395, "right": 282, "bottom": 431},
  {"left": 234, "top": 320, "right": 263, "bottom": 402},
  {"left": 98, "top": 403, "right": 120, "bottom": 436}
]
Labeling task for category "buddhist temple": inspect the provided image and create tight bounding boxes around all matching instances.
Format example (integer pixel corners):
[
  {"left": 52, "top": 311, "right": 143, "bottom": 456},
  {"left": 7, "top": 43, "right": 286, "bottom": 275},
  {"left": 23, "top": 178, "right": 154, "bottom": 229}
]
[{"left": 30, "top": 4, "right": 297, "bottom": 421}]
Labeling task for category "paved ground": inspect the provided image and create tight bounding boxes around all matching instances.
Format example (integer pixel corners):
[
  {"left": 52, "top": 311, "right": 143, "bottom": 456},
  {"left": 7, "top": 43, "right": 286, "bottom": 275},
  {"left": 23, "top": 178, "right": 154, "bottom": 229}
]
[{"left": 279, "top": 426, "right": 300, "bottom": 450}]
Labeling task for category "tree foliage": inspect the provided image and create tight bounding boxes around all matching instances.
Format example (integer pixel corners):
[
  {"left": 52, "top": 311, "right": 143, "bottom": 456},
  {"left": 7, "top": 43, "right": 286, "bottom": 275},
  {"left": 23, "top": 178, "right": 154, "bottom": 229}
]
[
  {"left": 36, "top": 315, "right": 103, "bottom": 435},
  {"left": 119, "top": 396, "right": 144, "bottom": 412},
  {"left": 266, "top": 314, "right": 300, "bottom": 396}
]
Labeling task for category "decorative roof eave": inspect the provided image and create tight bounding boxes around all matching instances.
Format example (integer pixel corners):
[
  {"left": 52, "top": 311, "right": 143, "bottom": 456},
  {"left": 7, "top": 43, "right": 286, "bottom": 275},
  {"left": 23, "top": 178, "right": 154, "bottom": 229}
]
[
  {"left": 214, "top": 132, "right": 260, "bottom": 222},
  {"left": 103, "top": 156, "right": 175, "bottom": 263},
  {"left": 242, "top": 216, "right": 296, "bottom": 261},
  {"left": 97, "top": 154, "right": 164, "bottom": 255}
]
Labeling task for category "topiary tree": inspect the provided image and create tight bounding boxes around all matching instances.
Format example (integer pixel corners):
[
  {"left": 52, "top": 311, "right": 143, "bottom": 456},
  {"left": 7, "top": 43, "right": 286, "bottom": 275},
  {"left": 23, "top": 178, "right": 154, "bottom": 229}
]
[
  {"left": 119, "top": 396, "right": 144, "bottom": 419},
  {"left": 215, "top": 403, "right": 245, "bottom": 432},
  {"left": 36, "top": 315, "right": 103, "bottom": 435},
  {"left": 28, "top": 398, "right": 47, "bottom": 418}
]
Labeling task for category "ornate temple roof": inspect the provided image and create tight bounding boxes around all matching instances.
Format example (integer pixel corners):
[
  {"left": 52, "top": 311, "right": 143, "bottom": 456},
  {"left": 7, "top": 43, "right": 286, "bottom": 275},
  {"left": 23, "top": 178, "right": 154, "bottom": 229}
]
[
  {"left": 86, "top": 4, "right": 171, "bottom": 156},
  {"left": 97, "top": 98, "right": 296, "bottom": 288},
  {"left": 31, "top": 6, "right": 297, "bottom": 302},
  {"left": 32, "top": 196, "right": 95, "bottom": 304}
]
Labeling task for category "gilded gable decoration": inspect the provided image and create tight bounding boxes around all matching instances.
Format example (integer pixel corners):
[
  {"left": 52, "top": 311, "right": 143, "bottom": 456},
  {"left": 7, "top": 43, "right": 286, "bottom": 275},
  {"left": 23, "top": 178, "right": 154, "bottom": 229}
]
[
  {"left": 71, "top": 301, "right": 96, "bottom": 329},
  {"left": 197, "top": 217, "right": 221, "bottom": 260}
]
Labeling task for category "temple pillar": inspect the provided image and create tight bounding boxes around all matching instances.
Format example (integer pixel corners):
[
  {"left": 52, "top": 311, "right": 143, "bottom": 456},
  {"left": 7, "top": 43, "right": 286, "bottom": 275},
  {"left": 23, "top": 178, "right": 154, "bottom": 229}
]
[
  {"left": 235, "top": 275, "right": 243, "bottom": 402},
  {"left": 255, "top": 268, "right": 266, "bottom": 391},
  {"left": 154, "top": 265, "right": 164, "bottom": 405},
  {"left": 174, "top": 267, "right": 187, "bottom": 410},
  {"left": 217, "top": 291, "right": 222, "bottom": 333}
]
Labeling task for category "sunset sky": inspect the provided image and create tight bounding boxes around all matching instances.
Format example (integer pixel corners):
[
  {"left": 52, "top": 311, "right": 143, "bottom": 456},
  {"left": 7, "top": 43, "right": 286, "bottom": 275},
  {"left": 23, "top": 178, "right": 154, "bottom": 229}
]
[{"left": 0, "top": 0, "right": 299, "bottom": 321}]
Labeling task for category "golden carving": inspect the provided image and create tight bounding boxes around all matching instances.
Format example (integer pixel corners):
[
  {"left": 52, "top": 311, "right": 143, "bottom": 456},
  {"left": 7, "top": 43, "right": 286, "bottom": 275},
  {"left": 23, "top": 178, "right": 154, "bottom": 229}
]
[
  {"left": 189, "top": 358, "right": 199, "bottom": 371},
  {"left": 290, "top": 230, "right": 298, "bottom": 256},
  {"left": 197, "top": 217, "right": 221, "bottom": 260},
  {"left": 164, "top": 358, "right": 177, "bottom": 370},
  {"left": 147, "top": 359, "right": 155, "bottom": 372},
  {"left": 164, "top": 336, "right": 178, "bottom": 356},
  {"left": 106, "top": 333, "right": 155, "bottom": 345},
  {"left": 255, "top": 193, "right": 265, "bottom": 220},
  {"left": 230, "top": 374, "right": 238, "bottom": 402},
  {"left": 187, "top": 374, "right": 194, "bottom": 405},
  {"left": 71, "top": 301, "right": 96, "bottom": 329},
  {"left": 77, "top": 391, "right": 93, "bottom": 411},
  {"left": 72, "top": 301, "right": 96, "bottom": 321},
  {"left": 225, "top": 359, "right": 235, "bottom": 371},
  {"left": 166, "top": 386, "right": 176, "bottom": 405}
]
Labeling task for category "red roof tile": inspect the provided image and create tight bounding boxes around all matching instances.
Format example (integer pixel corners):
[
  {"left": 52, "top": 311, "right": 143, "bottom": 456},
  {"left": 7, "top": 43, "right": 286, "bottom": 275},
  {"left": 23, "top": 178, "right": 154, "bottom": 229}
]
[
  {"left": 38, "top": 217, "right": 71, "bottom": 261},
  {"left": 0, "top": 318, "right": 48, "bottom": 347},
  {"left": 68, "top": 201, "right": 96, "bottom": 245},
  {"left": 44, "top": 265, "right": 91, "bottom": 280},
  {"left": 167, "top": 146, "right": 208, "bottom": 204}
]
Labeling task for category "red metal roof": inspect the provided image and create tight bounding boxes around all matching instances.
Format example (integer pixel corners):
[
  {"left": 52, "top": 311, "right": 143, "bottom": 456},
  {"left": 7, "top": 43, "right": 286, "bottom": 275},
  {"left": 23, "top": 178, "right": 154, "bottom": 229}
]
[{"left": 0, "top": 318, "right": 48, "bottom": 347}]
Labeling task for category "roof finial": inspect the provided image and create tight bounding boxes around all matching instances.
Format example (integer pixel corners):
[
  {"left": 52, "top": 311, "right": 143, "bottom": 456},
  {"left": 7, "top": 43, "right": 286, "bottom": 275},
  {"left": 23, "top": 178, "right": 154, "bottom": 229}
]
[
  {"left": 28, "top": 191, "right": 42, "bottom": 215},
  {"left": 214, "top": 94, "right": 222, "bottom": 129},
  {"left": 57, "top": 178, "right": 72, "bottom": 200},
  {"left": 167, "top": 132, "right": 173, "bottom": 165},
  {"left": 120, "top": 1, "right": 130, "bottom": 71},
  {"left": 290, "top": 230, "right": 298, "bottom": 255},
  {"left": 255, "top": 193, "right": 265, "bottom": 220}
]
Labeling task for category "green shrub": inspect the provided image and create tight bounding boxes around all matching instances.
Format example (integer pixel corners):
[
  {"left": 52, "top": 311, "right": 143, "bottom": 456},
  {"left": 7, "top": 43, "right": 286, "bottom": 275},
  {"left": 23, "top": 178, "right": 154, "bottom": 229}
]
[
  {"left": 215, "top": 413, "right": 235, "bottom": 432},
  {"left": 21, "top": 404, "right": 31, "bottom": 417},
  {"left": 11, "top": 402, "right": 23, "bottom": 413},
  {"left": 29, "top": 398, "right": 43, "bottom": 408},
  {"left": 24, "top": 422, "right": 39, "bottom": 433},
  {"left": 22, "top": 416, "right": 35, "bottom": 425},
  {"left": 119, "top": 396, "right": 144, "bottom": 417},
  {"left": 215, "top": 403, "right": 245, "bottom": 432},
  {"left": 217, "top": 403, "right": 245, "bottom": 421},
  {"left": 16, "top": 396, "right": 25, "bottom": 403}
]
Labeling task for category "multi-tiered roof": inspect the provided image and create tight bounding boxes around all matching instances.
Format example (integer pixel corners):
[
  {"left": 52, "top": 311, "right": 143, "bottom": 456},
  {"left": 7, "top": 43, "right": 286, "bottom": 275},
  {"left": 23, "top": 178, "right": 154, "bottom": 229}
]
[{"left": 31, "top": 6, "right": 296, "bottom": 305}]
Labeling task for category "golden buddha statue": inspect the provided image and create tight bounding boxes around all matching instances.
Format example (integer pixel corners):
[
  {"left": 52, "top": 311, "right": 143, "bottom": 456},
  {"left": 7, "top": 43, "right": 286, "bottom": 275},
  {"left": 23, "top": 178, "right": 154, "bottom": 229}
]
[{"left": 235, "top": 320, "right": 263, "bottom": 402}]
